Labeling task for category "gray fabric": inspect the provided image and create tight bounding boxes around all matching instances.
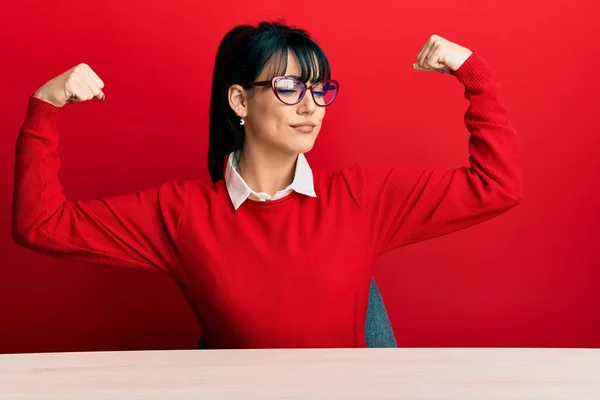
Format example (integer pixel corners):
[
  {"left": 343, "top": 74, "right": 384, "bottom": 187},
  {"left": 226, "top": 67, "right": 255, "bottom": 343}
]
[
  {"left": 364, "top": 277, "right": 397, "bottom": 347},
  {"left": 198, "top": 277, "right": 396, "bottom": 349}
]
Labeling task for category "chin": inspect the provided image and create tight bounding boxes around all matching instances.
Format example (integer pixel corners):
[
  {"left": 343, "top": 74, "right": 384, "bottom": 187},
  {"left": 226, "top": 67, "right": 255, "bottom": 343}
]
[
  {"left": 274, "top": 127, "right": 319, "bottom": 155},
  {"left": 289, "top": 134, "right": 318, "bottom": 154}
]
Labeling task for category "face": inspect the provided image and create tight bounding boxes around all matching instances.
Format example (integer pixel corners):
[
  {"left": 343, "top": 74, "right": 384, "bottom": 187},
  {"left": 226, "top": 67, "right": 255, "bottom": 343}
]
[{"left": 229, "top": 51, "right": 326, "bottom": 156}]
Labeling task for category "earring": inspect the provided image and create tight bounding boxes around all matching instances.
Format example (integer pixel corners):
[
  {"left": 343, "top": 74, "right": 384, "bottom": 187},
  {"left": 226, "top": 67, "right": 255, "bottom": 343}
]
[{"left": 240, "top": 117, "right": 245, "bottom": 126}]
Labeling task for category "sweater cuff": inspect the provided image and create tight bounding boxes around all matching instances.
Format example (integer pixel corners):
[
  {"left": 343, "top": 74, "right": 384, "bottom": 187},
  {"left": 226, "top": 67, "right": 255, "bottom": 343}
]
[
  {"left": 452, "top": 51, "right": 496, "bottom": 90},
  {"left": 22, "top": 96, "right": 60, "bottom": 133}
]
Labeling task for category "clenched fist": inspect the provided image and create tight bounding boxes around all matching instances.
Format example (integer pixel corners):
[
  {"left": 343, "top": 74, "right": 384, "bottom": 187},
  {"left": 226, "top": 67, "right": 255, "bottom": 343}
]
[
  {"left": 33, "top": 63, "right": 105, "bottom": 108},
  {"left": 413, "top": 35, "right": 473, "bottom": 74}
]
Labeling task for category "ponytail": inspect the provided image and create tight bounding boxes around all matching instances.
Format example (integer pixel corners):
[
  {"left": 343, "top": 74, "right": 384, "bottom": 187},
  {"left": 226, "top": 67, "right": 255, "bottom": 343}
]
[{"left": 208, "top": 25, "right": 254, "bottom": 183}]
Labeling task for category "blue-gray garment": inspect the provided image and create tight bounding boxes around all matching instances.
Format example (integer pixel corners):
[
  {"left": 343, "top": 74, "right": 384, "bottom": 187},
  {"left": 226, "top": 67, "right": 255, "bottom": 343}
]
[{"left": 364, "top": 277, "right": 397, "bottom": 347}]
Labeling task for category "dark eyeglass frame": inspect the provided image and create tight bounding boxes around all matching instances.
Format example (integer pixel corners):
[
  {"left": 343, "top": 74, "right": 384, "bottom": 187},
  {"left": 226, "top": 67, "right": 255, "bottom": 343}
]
[{"left": 241, "top": 76, "right": 340, "bottom": 106}]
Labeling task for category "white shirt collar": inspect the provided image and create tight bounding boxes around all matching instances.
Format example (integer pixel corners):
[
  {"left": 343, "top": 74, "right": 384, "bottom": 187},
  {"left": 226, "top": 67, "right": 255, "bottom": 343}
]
[{"left": 225, "top": 151, "right": 317, "bottom": 210}]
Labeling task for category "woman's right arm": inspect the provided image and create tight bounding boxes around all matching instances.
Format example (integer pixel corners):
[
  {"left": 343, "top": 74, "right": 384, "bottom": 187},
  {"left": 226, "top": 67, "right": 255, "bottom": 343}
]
[{"left": 12, "top": 64, "right": 187, "bottom": 274}]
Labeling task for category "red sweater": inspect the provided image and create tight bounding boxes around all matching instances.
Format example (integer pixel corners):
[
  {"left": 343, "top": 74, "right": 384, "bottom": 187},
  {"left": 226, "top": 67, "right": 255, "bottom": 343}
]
[{"left": 12, "top": 52, "right": 521, "bottom": 349}]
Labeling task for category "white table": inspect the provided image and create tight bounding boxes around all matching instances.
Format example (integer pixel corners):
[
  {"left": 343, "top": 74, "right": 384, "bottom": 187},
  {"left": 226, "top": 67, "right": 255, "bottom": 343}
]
[{"left": 1, "top": 348, "right": 599, "bottom": 399}]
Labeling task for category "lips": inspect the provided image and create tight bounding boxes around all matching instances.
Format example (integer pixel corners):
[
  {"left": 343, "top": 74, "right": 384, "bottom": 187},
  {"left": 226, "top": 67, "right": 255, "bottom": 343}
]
[
  {"left": 290, "top": 122, "right": 316, "bottom": 133},
  {"left": 290, "top": 122, "right": 316, "bottom": 128}
]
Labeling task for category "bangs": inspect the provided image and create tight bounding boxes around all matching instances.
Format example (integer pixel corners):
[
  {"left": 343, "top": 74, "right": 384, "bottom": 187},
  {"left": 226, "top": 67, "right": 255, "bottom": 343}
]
[{"left": 260, "top": 39, "right": 331, "bottom": 84}]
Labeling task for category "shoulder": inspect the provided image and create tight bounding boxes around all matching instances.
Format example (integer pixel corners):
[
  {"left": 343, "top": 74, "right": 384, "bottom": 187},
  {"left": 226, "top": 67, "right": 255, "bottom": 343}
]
[
  {"left": 314, "top": 162, "right": 400, "bottom": 187},
  {"left": 157, "top": 178, "right": 227, "bottom": 207},
  {"left": 313, "top": 163, "right": 368, "bottom": 209},
  {"left": 314, "top": 162, "right": 366, "bottom": 185},
  {"left": 313, "top": 162, "right": 412, "bottom": 209}
]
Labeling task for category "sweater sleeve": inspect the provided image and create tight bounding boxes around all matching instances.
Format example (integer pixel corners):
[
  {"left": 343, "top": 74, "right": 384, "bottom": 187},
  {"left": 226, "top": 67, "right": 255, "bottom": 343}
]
[
  {"left": 11, "top": 96, "right": 187, "bottom": 273},
  {"left": 344, "top": 52, "right": 522, "bottom": 256}
]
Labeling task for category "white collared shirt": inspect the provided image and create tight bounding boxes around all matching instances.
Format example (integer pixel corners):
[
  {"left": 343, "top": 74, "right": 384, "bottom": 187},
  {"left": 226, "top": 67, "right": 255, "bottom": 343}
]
[{"left": 225, "top": 151, "right": 317, "bottom": 210}]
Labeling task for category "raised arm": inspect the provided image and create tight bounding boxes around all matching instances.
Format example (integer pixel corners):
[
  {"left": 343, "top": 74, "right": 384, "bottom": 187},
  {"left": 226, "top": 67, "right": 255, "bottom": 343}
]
[
  {"left": 345, "top": 35, "right": 522, "bottom": 255},
  {"left": 12, "top": 64, "right": 187, "bottom": 273}
]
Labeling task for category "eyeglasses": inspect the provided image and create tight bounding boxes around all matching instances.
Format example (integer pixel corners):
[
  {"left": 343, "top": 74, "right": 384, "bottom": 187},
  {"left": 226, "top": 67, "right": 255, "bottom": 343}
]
[{"left": 242, "top": 76, "right": 339, "bottom": 106}]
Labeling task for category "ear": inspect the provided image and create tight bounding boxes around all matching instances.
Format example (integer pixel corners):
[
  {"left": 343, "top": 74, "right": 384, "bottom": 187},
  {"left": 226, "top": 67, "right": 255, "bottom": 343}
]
[{"left": 228, "top": 84, "right": 247, "bottom": 118}]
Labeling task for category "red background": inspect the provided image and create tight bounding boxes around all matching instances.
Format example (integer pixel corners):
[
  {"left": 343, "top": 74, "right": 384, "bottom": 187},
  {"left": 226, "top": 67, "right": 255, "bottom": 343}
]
[{"left": 1, "top": 0, "right": 599, "bottom": 354}]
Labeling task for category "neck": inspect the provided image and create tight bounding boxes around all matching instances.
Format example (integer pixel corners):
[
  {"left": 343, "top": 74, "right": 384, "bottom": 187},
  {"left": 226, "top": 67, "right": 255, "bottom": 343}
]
[{"left": 237, "top": 143, "right": 298, "bottom": 197}]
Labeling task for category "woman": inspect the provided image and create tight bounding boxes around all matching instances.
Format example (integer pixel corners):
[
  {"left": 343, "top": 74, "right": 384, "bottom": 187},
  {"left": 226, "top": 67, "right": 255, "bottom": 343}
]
[{"left": 12, "top": 21, "right": 521, "bottom": 349}]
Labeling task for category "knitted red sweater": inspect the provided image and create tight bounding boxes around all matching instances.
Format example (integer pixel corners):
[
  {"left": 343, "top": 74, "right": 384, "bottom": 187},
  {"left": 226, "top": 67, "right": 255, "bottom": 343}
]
[{"left": 12, "top": 52, "right": 521, "bottom": 348}]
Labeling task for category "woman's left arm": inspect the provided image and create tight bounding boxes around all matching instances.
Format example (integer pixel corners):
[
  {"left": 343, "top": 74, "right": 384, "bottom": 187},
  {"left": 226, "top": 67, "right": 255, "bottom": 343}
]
[{"left": 347, "top": 35, "right": 522, "bottom": 255}]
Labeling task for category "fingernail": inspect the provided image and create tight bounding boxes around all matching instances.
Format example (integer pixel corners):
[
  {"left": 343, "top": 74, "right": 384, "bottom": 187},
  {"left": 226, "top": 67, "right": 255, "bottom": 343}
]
[{"left": 412, "top": 63, "right": 417, "bottom": 69}]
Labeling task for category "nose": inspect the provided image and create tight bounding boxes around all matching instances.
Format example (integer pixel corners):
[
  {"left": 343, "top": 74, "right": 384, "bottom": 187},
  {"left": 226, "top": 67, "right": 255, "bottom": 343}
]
[{"left": 296, "top": 89, "right": 317, "bottom": 115}]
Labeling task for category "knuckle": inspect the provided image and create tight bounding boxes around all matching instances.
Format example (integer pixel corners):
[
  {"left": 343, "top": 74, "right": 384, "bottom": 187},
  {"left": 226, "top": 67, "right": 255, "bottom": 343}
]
[{"left": 75, "top": 63, "right": 87, "bottom": 73}]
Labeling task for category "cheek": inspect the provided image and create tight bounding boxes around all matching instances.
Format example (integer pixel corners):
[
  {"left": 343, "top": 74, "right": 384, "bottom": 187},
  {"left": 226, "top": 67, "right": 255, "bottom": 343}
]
[
  {"left": 316, "top": 108, "right": 326, "bottom": 124},
  {"left": 269, "top": 105, "right": 291, "bottom": 130},
  {"left": 251, "top": 99, "right": 289, "bottom": 134}
]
